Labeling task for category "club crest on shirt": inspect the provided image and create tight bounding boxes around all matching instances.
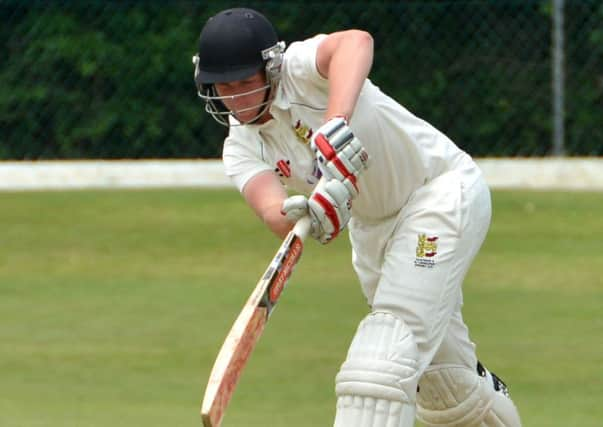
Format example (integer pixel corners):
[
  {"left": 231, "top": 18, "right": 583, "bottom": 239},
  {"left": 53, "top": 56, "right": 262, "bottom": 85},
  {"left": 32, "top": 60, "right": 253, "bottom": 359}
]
[
  {"left": 293, "top": 120, "right": 313, "bottom": 145},
  {"left": 274, "top": 159, "right": 291, "bottom": 178},
  {"left": 415, "top": 234, "right": 438, "bottom": 268}
]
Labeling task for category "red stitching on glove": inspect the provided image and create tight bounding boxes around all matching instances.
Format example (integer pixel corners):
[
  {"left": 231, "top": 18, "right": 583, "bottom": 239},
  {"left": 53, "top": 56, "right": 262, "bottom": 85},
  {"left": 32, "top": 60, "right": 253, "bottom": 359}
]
[
  {"left": 331, "top": 158, "right": 357, "bottom": 186},
  {"left": 314, "top": 134, "right": 336, "bottom": 160},
  {"left": 312, "top": 192, "right": 340, "bottom": 240},
  {"left": 315, "top": 133, "right": 357, "bottom": 188}
]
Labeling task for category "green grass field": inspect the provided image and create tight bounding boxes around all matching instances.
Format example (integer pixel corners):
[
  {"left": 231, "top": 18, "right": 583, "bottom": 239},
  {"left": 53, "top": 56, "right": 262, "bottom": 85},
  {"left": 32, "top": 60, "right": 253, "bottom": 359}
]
[{"left": 1, "top": 189, "right": 601, "bottom": 426}]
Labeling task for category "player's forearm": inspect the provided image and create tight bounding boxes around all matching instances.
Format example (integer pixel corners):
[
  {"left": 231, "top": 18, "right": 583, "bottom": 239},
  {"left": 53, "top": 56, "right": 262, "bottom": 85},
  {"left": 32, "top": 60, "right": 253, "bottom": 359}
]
[
  {"left": 324, "top": 31, "right": 373, "bottom": 121},
  {"left": 259, "top": 204, "right": 293, "bottom": 239},
  {"left": 242, "top": 171, "right": 293, "bottom": 239}
]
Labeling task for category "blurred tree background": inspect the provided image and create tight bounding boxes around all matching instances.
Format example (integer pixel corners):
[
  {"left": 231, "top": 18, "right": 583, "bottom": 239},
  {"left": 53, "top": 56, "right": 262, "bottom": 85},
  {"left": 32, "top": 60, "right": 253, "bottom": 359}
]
[{"left": 1, "top": 0, "right": 601, "bottom": 159}]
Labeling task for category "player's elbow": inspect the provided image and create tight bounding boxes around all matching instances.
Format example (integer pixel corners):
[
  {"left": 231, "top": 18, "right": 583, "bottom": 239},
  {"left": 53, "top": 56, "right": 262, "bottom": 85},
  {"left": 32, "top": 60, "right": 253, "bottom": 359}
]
[
  {"left": 349, "top": 30, "right": 373, "bottom": 53},
  {"left": 357, "top": 30, "right": 374, "bottom": 45},
  {"left": 348, "top": 30, "right": 374, "bottom": 70}
]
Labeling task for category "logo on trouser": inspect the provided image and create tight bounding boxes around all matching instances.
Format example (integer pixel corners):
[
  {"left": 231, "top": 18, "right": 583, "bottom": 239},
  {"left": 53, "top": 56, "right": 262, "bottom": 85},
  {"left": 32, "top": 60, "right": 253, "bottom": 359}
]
[{"left": 415, "top": 234, "right": 438, "bottom": 268}]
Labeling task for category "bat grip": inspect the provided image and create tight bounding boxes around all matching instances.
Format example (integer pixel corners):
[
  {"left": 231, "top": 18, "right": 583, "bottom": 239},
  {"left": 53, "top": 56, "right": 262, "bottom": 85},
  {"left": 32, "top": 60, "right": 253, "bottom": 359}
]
[{"left": 292, "top": 215, "right": 312, "bottom": 241}]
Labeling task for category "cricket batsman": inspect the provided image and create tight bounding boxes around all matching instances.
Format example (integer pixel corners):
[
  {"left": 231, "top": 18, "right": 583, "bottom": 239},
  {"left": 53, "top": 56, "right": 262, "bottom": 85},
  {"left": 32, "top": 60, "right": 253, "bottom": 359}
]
[{"left": 193, "top": 7, "right": 522, "bottom": 426}]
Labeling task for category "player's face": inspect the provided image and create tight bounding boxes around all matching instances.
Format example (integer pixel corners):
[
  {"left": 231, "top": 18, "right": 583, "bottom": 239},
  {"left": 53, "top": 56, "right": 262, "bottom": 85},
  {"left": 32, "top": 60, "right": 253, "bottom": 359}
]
[{"left": 214, "top": 72, "right": 270, "bottom": 124}]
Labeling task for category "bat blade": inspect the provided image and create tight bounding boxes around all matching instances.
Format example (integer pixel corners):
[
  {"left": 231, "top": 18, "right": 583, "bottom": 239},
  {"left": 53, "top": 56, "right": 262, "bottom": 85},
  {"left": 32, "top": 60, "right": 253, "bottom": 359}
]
[
  {"left": 201, "top": 304, "right": 267, "bottom": 427},
  {"left": 201, "top": 217, "right": 311, "bottom": 427}
]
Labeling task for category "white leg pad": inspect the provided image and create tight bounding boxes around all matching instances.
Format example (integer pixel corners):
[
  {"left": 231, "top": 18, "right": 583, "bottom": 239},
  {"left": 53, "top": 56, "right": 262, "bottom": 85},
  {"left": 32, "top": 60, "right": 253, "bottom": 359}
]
[
  {"left": 416, "top": 364, "right": 522, "bottom": 427},
  {"left": 334, "top": 311, "right": 419, "bottom": 427}
]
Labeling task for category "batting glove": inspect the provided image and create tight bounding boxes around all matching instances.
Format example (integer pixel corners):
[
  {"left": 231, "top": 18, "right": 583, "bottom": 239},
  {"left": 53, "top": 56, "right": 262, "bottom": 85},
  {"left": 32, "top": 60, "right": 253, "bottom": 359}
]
[
  {"left": 311, "top": 117, "right": 369, "bottom": 199},
  {"left": 281, "top": 179, "right": 352, "bottom": 244}
]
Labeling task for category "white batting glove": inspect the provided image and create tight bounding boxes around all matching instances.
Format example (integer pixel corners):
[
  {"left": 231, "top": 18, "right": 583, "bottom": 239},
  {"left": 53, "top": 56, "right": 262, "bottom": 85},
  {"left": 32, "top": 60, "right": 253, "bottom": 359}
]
[
  {"left": 281, "top": 179, "right": 352, "bottom": 244},
  {"left": 311, "top": 117, "right": 370, "bottom": 198},
  {"left": 281, "top": 195, "right": 308, "bottom": 223}
]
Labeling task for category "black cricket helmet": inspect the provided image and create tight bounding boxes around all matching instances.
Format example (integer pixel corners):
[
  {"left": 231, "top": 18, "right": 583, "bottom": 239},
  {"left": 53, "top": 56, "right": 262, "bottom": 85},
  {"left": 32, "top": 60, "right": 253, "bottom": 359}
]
[{"left": 192, "top": 8, "right": 286, "bottom": 126}]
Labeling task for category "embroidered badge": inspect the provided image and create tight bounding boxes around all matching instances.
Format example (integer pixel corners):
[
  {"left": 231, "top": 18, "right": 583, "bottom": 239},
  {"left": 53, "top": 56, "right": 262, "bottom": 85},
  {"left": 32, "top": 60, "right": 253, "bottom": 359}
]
[
  {"left": 415, "top": 234, "right": 438, "bottom": 268},
  {"left": 293, "top": 120, "right": 313, "bottom": 145},
  {"left": 275, "top": 159, "right": 291, "bottom": 178}
]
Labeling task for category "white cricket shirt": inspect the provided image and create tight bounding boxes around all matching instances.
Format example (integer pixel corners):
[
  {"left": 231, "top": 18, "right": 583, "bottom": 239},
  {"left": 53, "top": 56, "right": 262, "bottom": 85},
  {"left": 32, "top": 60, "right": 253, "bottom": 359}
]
[{"left": 222, "top": 35, "right": 478, "bottom": 222}]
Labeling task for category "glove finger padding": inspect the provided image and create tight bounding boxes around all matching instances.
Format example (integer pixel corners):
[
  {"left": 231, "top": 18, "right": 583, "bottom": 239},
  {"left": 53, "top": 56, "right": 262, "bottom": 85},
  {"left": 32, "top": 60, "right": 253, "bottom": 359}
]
[
  {"left": 311, "top": 117, "right": 369, "bottom": 197},
  {"left": 308, "top": 179, "right": 353, "bottom": 244},
  {"left": 343, "top": 138, "right": 370, "bottom": 171},
  {"left": 281, "top": 194, "right": 322, "bottom": 240},
  {"left": 281, "top": 195, "right": 309, "bottom": 223}
]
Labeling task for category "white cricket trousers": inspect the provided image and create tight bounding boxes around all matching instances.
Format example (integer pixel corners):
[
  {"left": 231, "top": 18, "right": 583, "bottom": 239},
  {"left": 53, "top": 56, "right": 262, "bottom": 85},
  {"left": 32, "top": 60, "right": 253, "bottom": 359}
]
[{"left": 347, "top": 169, "right": 491, "bottom": 409}]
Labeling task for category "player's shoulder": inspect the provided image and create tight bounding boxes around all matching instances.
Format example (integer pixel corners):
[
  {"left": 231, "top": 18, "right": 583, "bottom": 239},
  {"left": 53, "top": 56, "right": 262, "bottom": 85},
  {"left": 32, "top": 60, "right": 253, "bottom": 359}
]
[
  {"left": 284, "top": 34, "right": 326, "bottom": 64},
  {"left": 223, "top": 124, "right": 259, "bottom": 154},
  {"left": 286, "top": 34, "right": 327, "bottom": 52},
  {"left": 283, "top": 34, "right": 328, "bottom": 87}
]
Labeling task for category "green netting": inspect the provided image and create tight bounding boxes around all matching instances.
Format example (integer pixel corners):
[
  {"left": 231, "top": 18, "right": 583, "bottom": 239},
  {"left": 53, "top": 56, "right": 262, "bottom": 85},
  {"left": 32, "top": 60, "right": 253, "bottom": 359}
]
[{"left": 1, "top": 1, "right": 601, "bottom": 159}]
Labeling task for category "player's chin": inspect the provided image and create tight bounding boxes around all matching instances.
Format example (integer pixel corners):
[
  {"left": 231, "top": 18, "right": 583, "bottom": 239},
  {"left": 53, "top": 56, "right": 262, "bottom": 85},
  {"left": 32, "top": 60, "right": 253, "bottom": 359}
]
[
  {"left": 235, "top": 115, "right": 256, "bottom": 124},
  {"left": 234, "top": 109, "right": 262, "bottom": 124}
]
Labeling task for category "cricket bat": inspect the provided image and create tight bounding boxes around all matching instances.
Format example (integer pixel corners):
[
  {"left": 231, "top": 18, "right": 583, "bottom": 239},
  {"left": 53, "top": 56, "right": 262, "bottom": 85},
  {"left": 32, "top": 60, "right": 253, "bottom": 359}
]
[{"left": 201, "top": 216, "right": 312, "bottom": 427}]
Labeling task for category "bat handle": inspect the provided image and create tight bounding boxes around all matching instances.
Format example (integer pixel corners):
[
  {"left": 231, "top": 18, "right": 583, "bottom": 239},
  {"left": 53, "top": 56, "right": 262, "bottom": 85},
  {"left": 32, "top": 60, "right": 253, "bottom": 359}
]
[{"left": 292, "top": 215, "right": 312, "bottom": 241}]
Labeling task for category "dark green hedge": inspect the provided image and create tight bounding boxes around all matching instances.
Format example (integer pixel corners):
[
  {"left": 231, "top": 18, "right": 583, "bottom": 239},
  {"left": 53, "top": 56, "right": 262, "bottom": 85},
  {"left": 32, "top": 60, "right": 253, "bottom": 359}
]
[{"left": 1, "top": 1, "right": 601, "bottom": 159}]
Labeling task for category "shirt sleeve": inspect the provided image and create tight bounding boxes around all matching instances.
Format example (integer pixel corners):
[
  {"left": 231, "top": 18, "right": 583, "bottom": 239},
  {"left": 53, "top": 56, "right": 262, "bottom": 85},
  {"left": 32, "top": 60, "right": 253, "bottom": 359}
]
[
  {"left": 222, "top": 133, "right": 273, "bottom": 193},
  {"left": 284, "top": 34, "right": 329, "bottom": 91}
]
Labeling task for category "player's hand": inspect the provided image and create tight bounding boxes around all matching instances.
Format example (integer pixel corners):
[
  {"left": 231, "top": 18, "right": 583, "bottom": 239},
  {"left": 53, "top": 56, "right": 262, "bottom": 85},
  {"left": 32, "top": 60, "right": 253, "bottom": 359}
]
[
  {"left": 281, "top": 179, "right": 352, "bottom": 244},
  {"left": 311, "top": 117, "right": 369, "bottom": 199}
]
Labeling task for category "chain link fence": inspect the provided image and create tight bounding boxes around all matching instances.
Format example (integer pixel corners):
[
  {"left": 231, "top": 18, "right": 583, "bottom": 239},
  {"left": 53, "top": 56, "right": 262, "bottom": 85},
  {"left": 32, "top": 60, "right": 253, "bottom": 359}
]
[{"left": 1, "top": 0, "right": 601, "bottom": 159}]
